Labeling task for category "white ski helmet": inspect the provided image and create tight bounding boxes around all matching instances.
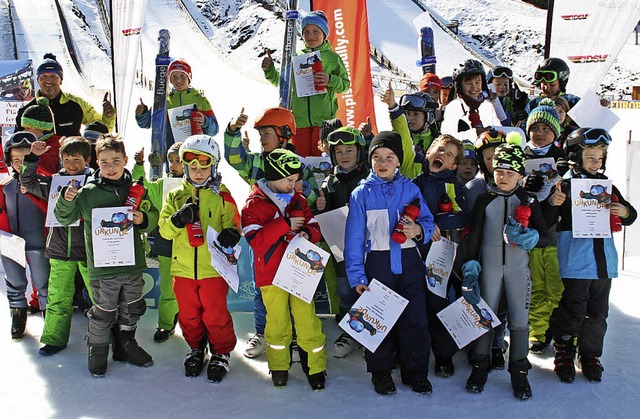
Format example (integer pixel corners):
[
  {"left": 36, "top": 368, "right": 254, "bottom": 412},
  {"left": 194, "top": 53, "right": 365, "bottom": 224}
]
[{"left": 179, "top": 134, "right": 221, "bottom": 186}]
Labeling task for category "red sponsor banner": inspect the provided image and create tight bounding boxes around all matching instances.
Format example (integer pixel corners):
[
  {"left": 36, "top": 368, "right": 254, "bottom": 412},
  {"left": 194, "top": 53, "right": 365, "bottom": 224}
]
[{"left": 311, "top": 0, "right": 377, "bottom": 131}]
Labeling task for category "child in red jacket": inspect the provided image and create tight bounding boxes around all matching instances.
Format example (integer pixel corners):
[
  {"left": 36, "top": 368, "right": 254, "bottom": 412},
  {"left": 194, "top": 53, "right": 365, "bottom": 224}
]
[{"left": 241, "top": 149, "right": 327, "bottom": 390}]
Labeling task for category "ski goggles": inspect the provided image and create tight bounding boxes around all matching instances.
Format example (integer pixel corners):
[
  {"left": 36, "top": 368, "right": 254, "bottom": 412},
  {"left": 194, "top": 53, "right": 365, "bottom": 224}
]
[
  {"left": 7, "top": 131, "right": 37, "bottom": 148},
  {"left": 441, "top": 76, "right": 453, "bottom": 89},
  {"left": 400, "top": 94, "right": 437, "bottom": 125},
  {"left": 492, "top": 66, "right": 513, "bottom": 79},
  {"left": 534, "top": 70, "right": 558, "bottom": 84},
  {"left": 182, "top": 151, "right": 214, "bottom": 168},
  {"left": 582, "top": 128, "right": 612, "bottom": 146},
  {"left": 327, "top": 130, "right": 359, "bottom": 146}
]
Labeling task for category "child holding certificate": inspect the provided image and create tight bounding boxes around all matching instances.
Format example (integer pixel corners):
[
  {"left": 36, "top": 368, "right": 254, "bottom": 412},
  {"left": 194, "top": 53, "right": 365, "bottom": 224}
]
[
  {"left": 543, "top": 128, "right": 636, "bottom": 384},
  {"left": 344, "top": 132, "right": 434, "bottom": 395},
  {"left": 241, "top": 149, "right": 325, "bottom": 390},
  {"left": 55, "top": 135, "right": 159, "bottom": 377},
  {"left": 158, "top": 135, "right": 241, "bottom": 383}
]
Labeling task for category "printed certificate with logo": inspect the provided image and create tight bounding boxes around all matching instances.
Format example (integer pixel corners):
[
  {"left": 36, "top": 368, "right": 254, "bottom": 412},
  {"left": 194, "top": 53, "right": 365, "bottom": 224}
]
[
  {"left": 91, "top": 206, "right": 135, "bottom": 267},
  {"left": 206, "top": 226, "right": 242, "bottom": 293},
  {"left": 167, "top": 104, "right": 196, "bottom": 143},
  {"left": 46, "top": 175, "right": 86, "bottom": 227},
  {"left": 339, "top": 279, "right": 409, "bottom": 352},
  {"left": 524, "top": 157, "right": 559, "bottom": 202},
  {"left": 570, "top": 178, "right": 612, "bottom": 238},
  {"left": 425, "top": 237, "right": 457, "bottom": 298},
  {"left": 437, "top": 297, "right": 501, "bottom": 349},
  {"left": 272, "top": 234, "right": 330, "bottom": 303},
  {"left": 292, "top": 51, "right": 323, "bottom": 97}
]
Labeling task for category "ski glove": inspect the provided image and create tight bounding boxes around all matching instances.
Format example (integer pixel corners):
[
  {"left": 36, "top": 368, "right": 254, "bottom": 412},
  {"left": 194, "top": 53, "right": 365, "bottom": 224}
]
[
  {"left": 218, "top": 228, "right": 242, "bottom": 248},
  {"left": 556, "top": 158, "right": 570, "bottom": 177},
  {"left": 524, "top": 173, "right": 544, "bottom": 193},
  {"left": 503, "top": 216, "right": 539, "bottom": 251},
  {"left": 461, "top": 260, "right": 481, "bottom": 305},
  {"left": 171, "top": 198, "right": 199, "bottom": 228}
]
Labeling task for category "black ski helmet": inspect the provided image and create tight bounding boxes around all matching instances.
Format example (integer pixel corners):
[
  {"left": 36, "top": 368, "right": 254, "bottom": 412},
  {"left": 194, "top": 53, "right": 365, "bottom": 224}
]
[
  {"left": 535, "top": 57, "right": 570, "bottom": 92},
  {"left": 398, "top": 92, "right": 438, "bottom": 131},
  {"left": 564, "top": 127, "right": 611, "bottom": 167}
]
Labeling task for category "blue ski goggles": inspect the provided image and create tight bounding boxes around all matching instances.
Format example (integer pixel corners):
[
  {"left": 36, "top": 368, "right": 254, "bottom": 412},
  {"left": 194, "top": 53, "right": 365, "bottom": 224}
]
[
  {"left": 582, "top": 128, "right": 612, "bottom": 146},
  {"left": 441, "top": 76, "right": 453, "bottom": 89},
  {"left": 492, "top": 66, "right": 513, "bottom": 79}
]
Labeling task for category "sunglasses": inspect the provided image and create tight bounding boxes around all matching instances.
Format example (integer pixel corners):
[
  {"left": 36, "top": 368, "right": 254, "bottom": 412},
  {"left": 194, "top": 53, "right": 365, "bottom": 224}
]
[
  {"left": 492, "top": 66, "right": 513, "bottom": 79},
  {"left": 182, "top": 151, "right": 213, "bottom": 168},
  {"left": 534, "top": 70, "right": 558, "bottom": 84},
  {"left": 327, "top": 130, "right": 358, "bottom": 146},
  {"left": 582, "top": 128, "right": 611, "bottom": 145}
]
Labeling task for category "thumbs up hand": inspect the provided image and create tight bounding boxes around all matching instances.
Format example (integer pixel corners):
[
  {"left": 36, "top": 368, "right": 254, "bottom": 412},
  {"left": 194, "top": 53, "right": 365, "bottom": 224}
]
[
  {"left": 315, "top": 189, "right": 327, "bottom": 212},
  {"left": 550, "top": 180, "right": 567, "bottom": 206},
  {"left": 135, "top": 98, "right": 148, "bottom": 115},
  {"left": 261, "top": 49, "right": 273, "bottom": 70},
  {"left": 230, "top": 107, "right": 248, "bottom": 132},
  {"left": 358, "top": 116, "right": 372, "bottom": 137},
  {"left": 381, "top": 82, "right": 397, "bottom": 109}
]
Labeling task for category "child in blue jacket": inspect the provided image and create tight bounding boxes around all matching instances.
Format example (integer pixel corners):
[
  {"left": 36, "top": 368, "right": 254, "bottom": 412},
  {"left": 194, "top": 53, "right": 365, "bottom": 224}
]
[{"left": 345, "top": 131, "right": 434, "bottom": 396}]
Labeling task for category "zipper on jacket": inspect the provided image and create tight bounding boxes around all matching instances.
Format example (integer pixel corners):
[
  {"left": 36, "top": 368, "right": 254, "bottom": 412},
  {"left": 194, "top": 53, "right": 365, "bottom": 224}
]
[
  {"left": 502, "top": 195, "right": 508, "bottom": 265},
  {"left": 67, "top": 226, "right": 72, "bottom": 259}
]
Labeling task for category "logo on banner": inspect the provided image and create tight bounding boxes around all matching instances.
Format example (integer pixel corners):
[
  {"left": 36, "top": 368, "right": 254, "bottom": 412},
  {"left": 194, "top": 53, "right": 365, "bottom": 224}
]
[
  {"left": 567, "top": 54, "right": 609, "bottom": 63},
  {"left": 561, "top": 14, "right": 589, "bottom": 20},
  {"left": 122, "top": 27, "right": 141, "bottom": 36}
]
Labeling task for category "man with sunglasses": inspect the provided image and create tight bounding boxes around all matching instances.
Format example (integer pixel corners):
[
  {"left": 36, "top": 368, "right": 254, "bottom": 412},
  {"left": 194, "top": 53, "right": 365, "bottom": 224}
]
[{"left": 487, "top": 66, "right": 529, "bottom": 127}]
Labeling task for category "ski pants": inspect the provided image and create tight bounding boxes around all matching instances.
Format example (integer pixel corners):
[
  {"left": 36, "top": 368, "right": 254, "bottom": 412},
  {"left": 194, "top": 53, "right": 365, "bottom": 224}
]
[
  {"left": 2, "top": 250, "right": 49, "bottom": 309},
  {"left": 40, "top": 259, "right": 91, "bottom": 346},
  {"left": 549, "top": 278, "right": 611, "bottom": 358},
  {"left": 261, "top": 285, "right": 327, "bottom": 375},
  {"left": 291, "top": 126, "right": 322, "bottom": 157},
  {"left": 427, "top": 287, "right": 459, "bottom": 358},
  {"left": 472, "top": 262, "right": 532, "bottom": 362},
  {"left": 157, "top": 255, "right": 178, "bottom": 330},
  {"left": 173, "top": 276, "right": 236, "bottom": 354},
  {"left": 364, "top": 249, "right": 431, "bottom": 381},
  {"left": 528, "top": 246, "right": 563, "bottom": 343},
  {"left": 87, "top": 273, "right": 146, "bottom": 346}
]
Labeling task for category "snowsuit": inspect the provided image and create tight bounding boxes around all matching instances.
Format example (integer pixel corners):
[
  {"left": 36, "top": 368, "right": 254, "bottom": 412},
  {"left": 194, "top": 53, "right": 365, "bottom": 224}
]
[
  {"left": 20, "top": 153, "right": 93, "bottom": 347},
  {"left": 241, "top": 180, "right": 326, "bottom": 374},
  {"left": 544, "top": 170, "right": 637, "bottom": 357},
  {"left": 132, "top": 163, "right": 179, "bottom": 331},
  {"left": 54, "top": 169, "right": 159, "bottom": 346},
  {"left": 1, "top": 172, "right": 50, "bottom": 310},
  {"left": 465, "top": 183, "right": 549, "bottom": 362},
  {"left": 318, "top": 164, "right": 370, "bottom": 316},
  {"left": 345, "top": 171, "right": 435, "bottom": 381},
  {"left": 413, "top": 168, "right": 470, "bottom": 360},
  {"left": 158, "top": 180, "right": 239, "bottom": 354},
  {"left": 135, "top": 87, "right": 219, "bottom": 147},
  {"left": 441, "top": 97, "right": 502, "bottom": 143},
  {"left": 263, "top": 40, "right": 350, "bottom": 157},
  {"left": 16, "top": 90, "right": 115, "bottom": 137},
  {"left": 523, "top": 144, "right": 564, "bottom": 344}
]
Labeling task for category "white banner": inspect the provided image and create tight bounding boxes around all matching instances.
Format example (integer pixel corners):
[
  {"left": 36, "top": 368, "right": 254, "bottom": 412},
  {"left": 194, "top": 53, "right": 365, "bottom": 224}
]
[
  {"left": 111, "top": 0, "right": 148, "bottom": 136},
  {"left": 549, "top": 1, "right": 640, "bottom": 95}
]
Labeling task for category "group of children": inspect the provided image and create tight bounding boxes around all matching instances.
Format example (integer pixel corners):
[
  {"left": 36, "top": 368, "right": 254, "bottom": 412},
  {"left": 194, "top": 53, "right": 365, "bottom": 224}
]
[{"left": 1, "top": 8, "right": 636, "bottom": 402}]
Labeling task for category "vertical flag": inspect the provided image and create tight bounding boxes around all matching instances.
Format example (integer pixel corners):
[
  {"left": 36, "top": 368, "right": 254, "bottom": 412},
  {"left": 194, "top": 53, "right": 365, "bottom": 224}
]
[
  {"left": 549, "top": 1, "right": 640, "bottom": 95},
  {"left": 311, "top": 0, "right": 377, "bottom": 131},
  {"left": 110, "top": 0, "right": 148, "bottom": 136}
]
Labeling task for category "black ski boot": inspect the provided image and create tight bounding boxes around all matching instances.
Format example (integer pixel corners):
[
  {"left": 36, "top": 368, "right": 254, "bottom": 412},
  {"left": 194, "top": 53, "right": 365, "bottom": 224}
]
[
  {"left": 154, "top": 314, "right": 178, "bottom": 343},
  {"left": 184, "top": 338, "right": 209, "bottom": 377},
  {"left": 466, "top": 356, "right": 490, "bottom": 393},
  {"left": 371, "top": 371, "right": 396, "bottom": 395},
  {"left": 271, "top": 370, "right": 288, "bottom": 387},
  {"left": 553, "top": 338, "right": 576, "bottom": 383},
  {"left": 88, "top": 345, "right": 109, "bottom": 377},
  {"left": 10, "top": 307, "right": 28, "bottom": 339},
  {"left": 509, "top": 358, "right": 532, "bottom": 400},
  {"left": 435, "top": 356, "right": 455, "bottom": 378},
  {"left": 112, "top": 326, "right": 153, "bottom": 367},
  {"left": 207, "top": 353, "right": 230, "bottom": 382},
  {"left": 491, "top": 347, "right": 506, "bottom": 370},
  {"left": 307, "top": 371, "right": 326, "bottom": 390},
  {"left": 578, "top": 355, "right": 604, "bottom": 383}
]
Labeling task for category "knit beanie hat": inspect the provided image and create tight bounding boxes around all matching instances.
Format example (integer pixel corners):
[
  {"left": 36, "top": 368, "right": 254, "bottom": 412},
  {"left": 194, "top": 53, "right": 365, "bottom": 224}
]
[
  {"left": 83, "top": 121, "right": 109, "bottom": 143},
  {"left": 369, "top": 131, "right": 404, "bottom": 165},
  {"left": 37, "top": 53, "right": 63, "bottom": 80},
  {"left": 264, "top": 148, "right": 304, "bottom": 181},
  {"left": 302, "top": 10, "right": 329, "bottom": 38},
  {"left": 319, "top": 118, "right": 343, "bottom": 141},
  {"left": 526, "top": 98, "right": 561, "bottom": 139},
  {"left": 168, "top": 59, "right": 192, "bottom": 83},
  {"left": 419, "top": 73, "right": 442, "bottom": 92},
  {"left": 21, "top": 97, "right": 55, "bottom": 132},
  {"left": 492, "top": 143, "right": 526, "bottom": 175}
]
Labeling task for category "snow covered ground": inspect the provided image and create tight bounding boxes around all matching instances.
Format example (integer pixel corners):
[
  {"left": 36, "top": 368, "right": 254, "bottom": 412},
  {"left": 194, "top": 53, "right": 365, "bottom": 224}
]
[{"left": 0, "top": 0, "right": 639, "bottom": 417}]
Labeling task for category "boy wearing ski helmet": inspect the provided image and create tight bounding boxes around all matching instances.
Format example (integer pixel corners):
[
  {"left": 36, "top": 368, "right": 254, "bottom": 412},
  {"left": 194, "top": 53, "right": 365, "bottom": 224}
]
[
  {"left": 525, "top": 57, "right": 580, "bottom": 114},
  {"left": 158, "top": 135, "right": 241, "bottom": 382},
  {"left": 486, "top": 65, "right": 529, "bottom": 127}
]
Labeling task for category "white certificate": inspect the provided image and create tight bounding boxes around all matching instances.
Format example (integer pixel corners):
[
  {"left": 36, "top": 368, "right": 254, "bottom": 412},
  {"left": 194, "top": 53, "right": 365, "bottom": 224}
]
[
  {"left": 524, "top": 157, "right": 559, "bottom": 202},
  {"left": 167, "top": 104, "right": 196, "bottom": 143},
  {"left": 206, "top": 226, "right": 242, "bottom": 293},
  {"left": 425, "top": 237, "right": 457, "bottom": 298},
  {"left": 91, "top": 206, "right": 135, "bottom": 267},
  {"left": 162, "top": 177, "right": 182, "bottom": 201},
  {"left": 338, "top": 279, "right": 409, "bottom": 353},
  {"left": 272, "top": 234, "right": 329, "bottom": 303},
  {"left": 314, "top": 206, "right": 348, "bottom": 262},
  {"left": 570, "top": 178, "right": 612, "bottom": 238},
  {"left": 45, "top": 175, "right": 86, "bottom": 227},
  {"left": 0, "top": 230, "right": 26, "bottom": 267},
  {"left": 568, "top": 89, "right": 619, "bottom": 132},
  {"left": 292, "top": 51, "right": 323, "bottom": 97},
  {"left": 436, "top": 297, "right": 501, "bottom": 349}
]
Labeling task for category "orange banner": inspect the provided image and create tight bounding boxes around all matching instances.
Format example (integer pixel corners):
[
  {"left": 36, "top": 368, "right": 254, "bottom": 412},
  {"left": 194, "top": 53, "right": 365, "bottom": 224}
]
[{"left": 311, "top": 0, "right": 377, "bottom": 132}]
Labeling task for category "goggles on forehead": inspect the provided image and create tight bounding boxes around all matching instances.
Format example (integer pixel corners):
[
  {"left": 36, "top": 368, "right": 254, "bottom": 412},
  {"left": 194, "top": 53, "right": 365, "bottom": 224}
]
[
  {"left": 9, "top": 131, "right": 37, "bottom": 148},
  {"left": 582, "top": 128, "right": 612, "bottom": 146},
  {"left": 327, "top": 130, "right": 359, "bottom": 146},
  {"left": 182, "top": 151, "right": 213, "bottom": 168},
  {"left": 534, "top": 70, "right": 558, "bottom": 84},
  {"left": 492, "top": 66, "right": 513, "bottom": 79},
  {"left": 399, "top": 94, "right": 428, "bottom": 109},
  {"left": 441, "top": 76, "right": 453, "bottom": 89}
]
